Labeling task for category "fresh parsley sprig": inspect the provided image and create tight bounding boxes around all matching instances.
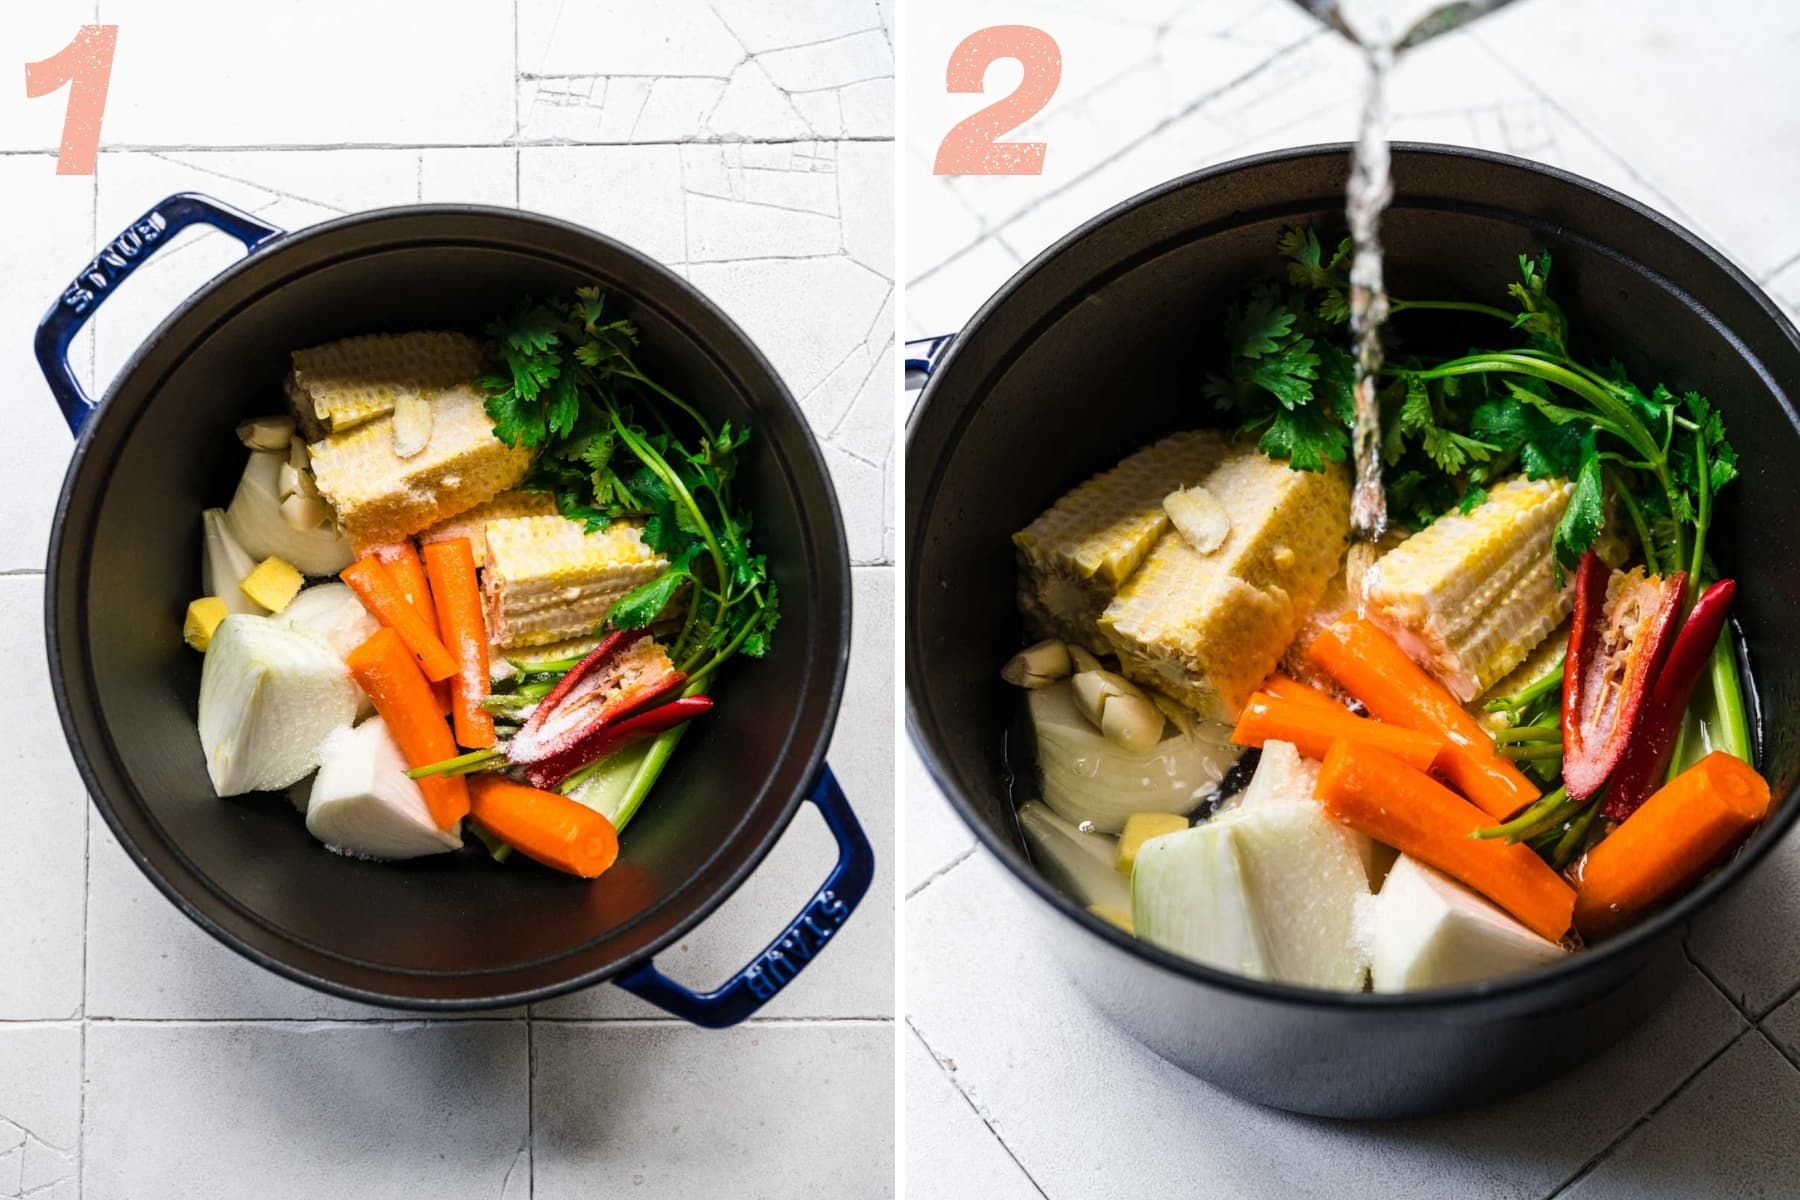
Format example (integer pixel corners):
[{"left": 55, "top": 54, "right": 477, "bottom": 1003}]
[
  {"left": 482, "top": 287, "right": 780, "bottom": 824},
  {"left": 1210, "top": 232, "right": 1739, "bottom": 587}
]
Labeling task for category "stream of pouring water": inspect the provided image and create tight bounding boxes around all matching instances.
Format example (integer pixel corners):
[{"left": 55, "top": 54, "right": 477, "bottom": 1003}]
[
  {"left": 1291, "top": 0, "right": 1523, "bottom": 542},
  {"left": 1345, "top": 39, "right": 1395, "bottom": 541}
]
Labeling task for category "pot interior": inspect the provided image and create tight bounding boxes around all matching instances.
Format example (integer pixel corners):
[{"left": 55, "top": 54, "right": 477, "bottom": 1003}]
[
  {"left": 907, "top": 145, "right": 1800, "bottom": 989},
  {"left": 55, "top": 209, "right": 846, "bottom": 1004}
]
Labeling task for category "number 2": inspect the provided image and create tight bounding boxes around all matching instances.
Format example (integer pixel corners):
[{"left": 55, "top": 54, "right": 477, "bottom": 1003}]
[
  {"left": 933, "top": 25, "right": 1061, "bottom": 177},
  {"left": 25, "top": 25, "right": 120, "bottom": 176}
]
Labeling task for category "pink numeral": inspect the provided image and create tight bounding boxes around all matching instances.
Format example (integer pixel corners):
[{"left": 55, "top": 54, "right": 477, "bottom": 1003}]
[
  {"left": 933, "top": 25, "right": 1061, "bottom": 177},
  {"left": 25, "top": 25, "right": 119, "bottom": 176}
]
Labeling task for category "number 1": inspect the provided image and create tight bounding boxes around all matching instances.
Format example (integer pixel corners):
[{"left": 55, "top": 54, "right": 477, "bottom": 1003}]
[{"left": 25, "top": 25, "right": 119, "bottom": 176}]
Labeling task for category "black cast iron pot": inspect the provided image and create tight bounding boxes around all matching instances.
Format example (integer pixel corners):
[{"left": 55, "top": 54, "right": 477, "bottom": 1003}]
[
  {"left": 38, "top": 193, "right": 872, "bottom": 1018},
  {"left": 906, "top": 144, "right": 1800, "bottom": 1117}
]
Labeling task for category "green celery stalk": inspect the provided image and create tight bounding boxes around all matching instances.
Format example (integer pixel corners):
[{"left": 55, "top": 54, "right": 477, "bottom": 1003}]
[{"left": 1709, "top": 631, "right": 1752, "bottom": 763}]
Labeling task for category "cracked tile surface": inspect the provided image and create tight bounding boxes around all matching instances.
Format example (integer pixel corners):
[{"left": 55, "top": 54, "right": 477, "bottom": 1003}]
[
  {"left": 3, "top": 1, "right": 892, "bottom": 1194},
  {"left": 904, "top": 1, "right": 1800, "bottom": 1195}
]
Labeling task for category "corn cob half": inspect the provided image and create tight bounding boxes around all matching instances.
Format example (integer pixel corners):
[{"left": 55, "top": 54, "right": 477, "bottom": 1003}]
[
  {"left": 1014, "top": 430, "right": 1228, "bottom": 651},
  {"left": 289, "top": 332, "right": 488, "bottom": 438},
  {"left": 309, "top": 381, "right": 533, "bottom": 548},
  {"left": 1363, "top": 474, "right": 1575, "bottom": 703},
  {"left": 1100, "top": 451, "right": 1351, "bottom": 721},
  {"left": 418, "top": 490, "right": 560, "bottom": 568},
  {"left": 483, "top": 515, "right": 669, "bottom": 648}
]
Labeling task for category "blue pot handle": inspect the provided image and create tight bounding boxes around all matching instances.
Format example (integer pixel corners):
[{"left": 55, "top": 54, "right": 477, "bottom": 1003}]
[
  {"left": 905, "top": 334, "right": 955, "bottom": 391},
  {"left": 35, "top": 192, "right": 286, "bottom": 437},
  {"left": 614, "top": 765, "right": 873, "bottom": 1027}
]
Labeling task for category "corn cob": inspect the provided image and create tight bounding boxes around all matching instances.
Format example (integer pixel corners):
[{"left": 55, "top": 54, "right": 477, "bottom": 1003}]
[
  {"left": 1014, "top": 430, "right": 1228, "bottom": 651},
  {"left": 1362, "top": 475, "right": 1575, "bottom": 703},
  {"left": 289, "top": 332, "right": 488, "bottom": 438},
  {"left": 418, "top": 490, "right": 559, "bottom": 568},
  {"left": 308, "top": 382, "right": 532, "bottom": 547},
  {"left": 483, "top": 515, "right": 668, "bottom": 648},
  {"left": 1100, "top": 451, "right": 1350, "bottom": 721}
]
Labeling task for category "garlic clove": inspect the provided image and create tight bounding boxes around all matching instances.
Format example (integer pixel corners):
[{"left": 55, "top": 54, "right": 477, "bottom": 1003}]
[
  {"left": 237, "top": 415, "right": 298, "bottom": 451},
  {"left": 1100, "top": 692, "right": 1167, "bottom": 753},
  {"left": 287, "top": 436, "right": 311, "bottom": 472},
  {"left": 1000, "top": 639, "right": 1073, "bottom": 688},
  {"left": 1070, "top": 668, "right": 1147, "bottom": 728},
  {"left": 392, "top": 393, "right": 434, "bottom": 459},
  {"left": 280, "top": 492, "right": 330, "bottom": 531},
  {"left": 277, "top": 461, "right": 302, "bottom": 501},
  {"left": 1164, "top": 485, "right": 1231, "bottom": 554},
  {"left": 1068, "top": 644, "right": 1104, "bottom": 674}
]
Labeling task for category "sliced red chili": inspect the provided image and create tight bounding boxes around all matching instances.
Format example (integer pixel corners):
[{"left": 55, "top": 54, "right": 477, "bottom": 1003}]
[
  {"left": 1560, "top": 552, "right": 1687, "bottom": 800},
  {"left": 1601, "top": 578, "right": 1737, "bottom": 821},
  {"left": 519, "top": 696, "right": 713, "bottom": 791},
  {"left": 507, "top": 631, "right": 685, "bottom": 780}
]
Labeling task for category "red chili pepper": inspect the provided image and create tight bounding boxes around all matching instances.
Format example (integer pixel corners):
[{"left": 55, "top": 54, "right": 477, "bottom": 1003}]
[
  {"left": 507, "top": 631, "right": 686, "bottom": 783},
  {"left": 519, "top": 696, "right": 713, "bottom": 790},
  {"left": 1600, "top": 578, "right": 1737, "bottom": 821},
  {"left": 1561, "top": 552, "right": 1687, "bottom": 801}
]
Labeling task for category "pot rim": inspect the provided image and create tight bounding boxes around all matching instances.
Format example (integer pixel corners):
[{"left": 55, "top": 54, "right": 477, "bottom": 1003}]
[
  {"left": 906, "top": 140, "right": 1800, "bottom": 1013},
  {"left": 48, "top": 201, "right": 852, "bottom": 1009}
]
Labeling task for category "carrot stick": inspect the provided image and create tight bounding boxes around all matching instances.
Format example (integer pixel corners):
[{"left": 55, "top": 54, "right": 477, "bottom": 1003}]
[
  {"left": 341, "top": 556, "right": 458, "bottom": 682},
  {"left": 468, "top": 775, "right": 619, "bottom": 878},
  {"left": 344, "top": 627, "right": 470, "bottom": 829},
  {"left": 1263, "top": 673, "right": 1345, "bottom": 713},
  {"left": 1316, "top": 739, "right": 1576, "bottom": 941},
  {"left": 370, "top": 541, "right": 435, "bottom": 627},
  {"left": 1308, "top": 619, "right": 1539, "bottom": 820},
  {"left": 371, "top": 541, "right": 453, "bottom": 715},
  {"left": 1231, "top": 692, "right": 1443, "bottom": 771},
  {"left": 422, "top": 537, "right": 495, "bottom": 749},
  {"left": 1574, "top": 751, "right": 1770, "bottom": 938}
]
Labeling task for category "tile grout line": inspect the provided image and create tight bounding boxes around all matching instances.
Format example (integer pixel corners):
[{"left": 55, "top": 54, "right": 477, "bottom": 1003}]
[
  {"left": 1466, "top": 30, "right": 1720, "bottom": 253},
  {"left": 907, "top": 1020, "right": 1051, "bottom": 1200},
  {"left": 1679, "top": 934, "right": 1800, "bottom": 1025},
  {"left": 1680, "top": 937, "right": 1753, "bottom": 1018},
  {"left": 1762, "top": 1019, "right": 1800, "bottom": 1073},
  {"left": 1539, "top": 1026, "right": 1750, "bottom": 1199},
  {"left": 905, "top": 844, "right": 977, "bottom": 901},
  {"left": 907, "top": 29, "right": 1322, "bottom": 290}
]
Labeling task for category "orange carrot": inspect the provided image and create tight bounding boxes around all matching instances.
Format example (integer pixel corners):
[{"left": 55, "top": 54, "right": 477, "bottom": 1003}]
[
  {"left": 1231, "top": 692, "right": 1444, "bottom": 771},
  {"left": 1574, "top": 752, "right": 1770, "bottom": 938},
  {"left": 344, "top": 627, "right": 469, "bottom": 829},
  {"left": 370, "top": 541, "right": 435, "bottom": 627},
  {"left": 341, "top": 556, "right": 457, "bottom": 682},
  {"left": 1308, "top": 619, "right": 1539, "bottom": 820},
  {"left": 422, "top": 537, "right": 495, "bottom": 750},
  {"left": 1316, "top": 739, "right": 1575, "bottom": 941},
  {"left": 371, "top": 541, "right": 453, "bottom": 715},
  {"left": 1263, "top": 673, "right": 1345, "bottom": 713},
  {"left": 468, "top": 775, "right": 619, "bottom": 878}
]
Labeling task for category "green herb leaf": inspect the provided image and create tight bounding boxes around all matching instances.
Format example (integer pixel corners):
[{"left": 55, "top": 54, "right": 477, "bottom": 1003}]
[
  {"left": 1259, "top": 404, "right": 1349, "bottom": 472},
  {"left": 1554, "top": 431, "right": 1606, "bottom": 569},
  {"left": 1508, "top": 252, "right": 1568, "bottom": 354},
  {"left": 605, "top": 546, "right": 698, "bottom": 630}
]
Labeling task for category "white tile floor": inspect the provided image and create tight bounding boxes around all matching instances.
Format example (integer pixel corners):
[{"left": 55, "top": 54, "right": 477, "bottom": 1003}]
[
  {"left": 0, "top": 1, "right": 894, "bottom": 1196},
  {"left": 904, "top": 1, "right": 1800, "bottom": 1196}
]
